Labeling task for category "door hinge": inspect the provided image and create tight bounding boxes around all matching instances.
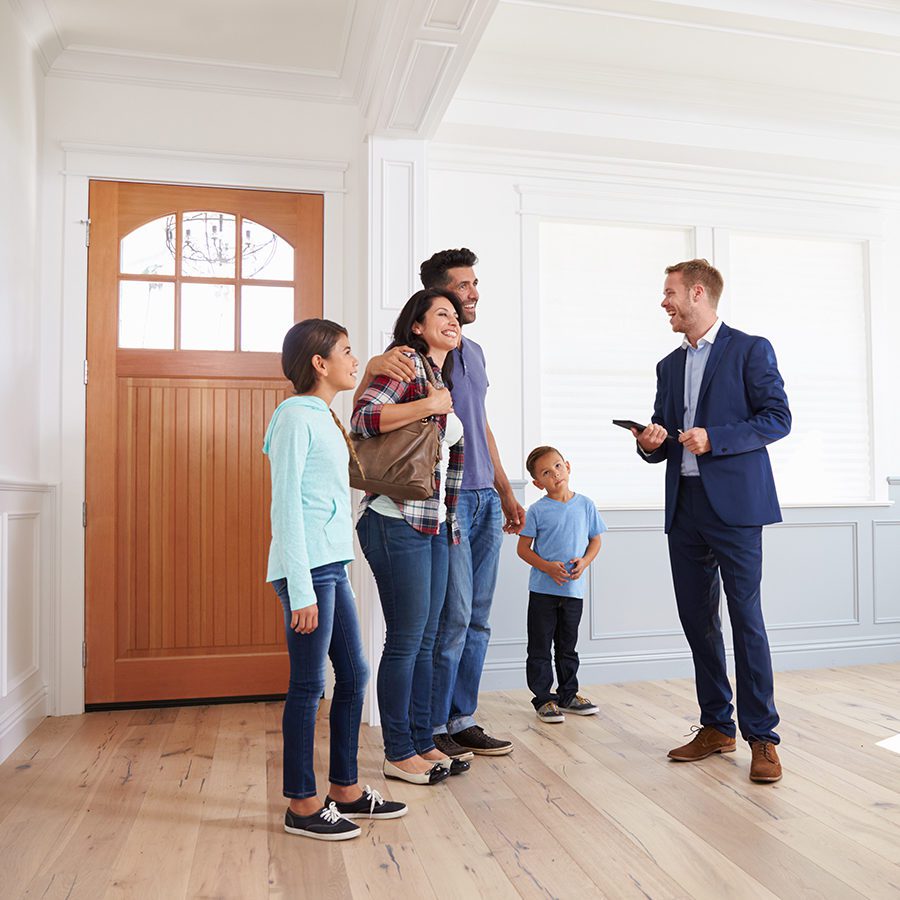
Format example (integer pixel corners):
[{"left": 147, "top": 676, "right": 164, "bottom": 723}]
[
  {"left": 83, "top": 359, "right": 89, "bottom": 385},
  {"left": 82, "top": 641, "right": 87, "bottom": 668},
  {"left": 80, "top": 218, "right": 91, "bottom": 247},
  {"left": 82, "top": 501, "right": 87, "bottom": 528}
]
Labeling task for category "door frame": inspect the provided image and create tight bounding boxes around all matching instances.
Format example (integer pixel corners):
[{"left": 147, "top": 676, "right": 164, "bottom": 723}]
[{"left": 52, "top": 143, "right": 350, "bottom": 715}]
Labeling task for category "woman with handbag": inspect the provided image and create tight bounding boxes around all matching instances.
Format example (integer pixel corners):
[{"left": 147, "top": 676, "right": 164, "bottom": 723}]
[
  {"left": 352, "top": 289, "right": 469, "bottom": 785},
  {"left": 265, "top": 319, "right": 407, "bottom": 840}
]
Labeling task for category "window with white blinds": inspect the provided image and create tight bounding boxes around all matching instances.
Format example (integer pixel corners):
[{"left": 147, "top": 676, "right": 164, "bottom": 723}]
[
  {"left": 727, "top": 232, "right": 871, "bottom": 503},
  {"left": 537, "top": 221, "right": 694, "bottom": 507},
  {"left": 536, "top": 221, "right": 873, "bottom": 507}
]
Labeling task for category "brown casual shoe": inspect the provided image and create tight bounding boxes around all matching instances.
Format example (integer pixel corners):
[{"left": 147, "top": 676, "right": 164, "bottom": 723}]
[
  {"left": 749, "top": 741, "right": 782, "bottom": 783},
  {"left": 667, "top": 725, "right": 737, "bottom": 761}
]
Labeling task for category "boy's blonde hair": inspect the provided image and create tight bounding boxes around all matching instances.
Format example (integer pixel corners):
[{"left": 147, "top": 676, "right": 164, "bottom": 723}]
[{"left": 526, "top": 445, "right": 563, "bottom": 478}]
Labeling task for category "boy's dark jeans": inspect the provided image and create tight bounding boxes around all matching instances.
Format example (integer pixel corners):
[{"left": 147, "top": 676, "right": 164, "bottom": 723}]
[{"left": 526, "top": 591, "right": 583, "bottom": 710}]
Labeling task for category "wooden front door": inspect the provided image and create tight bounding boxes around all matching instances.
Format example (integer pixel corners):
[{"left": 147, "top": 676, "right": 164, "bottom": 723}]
[{"left": 85, "top": 181, "right": 323, "bottom": 704}]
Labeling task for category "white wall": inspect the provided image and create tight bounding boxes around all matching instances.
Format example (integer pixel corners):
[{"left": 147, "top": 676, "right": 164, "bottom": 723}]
[
  {"left": 427, "top": 145, "right": 900, "bottom": 690},
  {"left": 0, "top": 2, "right": 42, "bottom": 482},
  {"left": 0, "top": 5, "right": 53, "bottom": 762}
]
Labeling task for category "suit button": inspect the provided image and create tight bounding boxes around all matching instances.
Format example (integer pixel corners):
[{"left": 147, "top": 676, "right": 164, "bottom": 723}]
[{"left": 722, "top": 447, "right": 728, "bottom": 452}]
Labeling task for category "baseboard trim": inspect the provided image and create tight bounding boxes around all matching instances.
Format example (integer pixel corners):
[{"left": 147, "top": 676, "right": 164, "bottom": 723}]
[
  {"left": 0, "top": 685, "right": 50, "bottom": 764},
  {"left": 479, "top": 635, "right": 900, "bottom": 692}
]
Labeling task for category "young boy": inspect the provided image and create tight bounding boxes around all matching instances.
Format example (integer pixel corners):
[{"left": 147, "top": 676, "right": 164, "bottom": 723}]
[{"left": 517, "top": 446, "right": 607, "bottom": 723}]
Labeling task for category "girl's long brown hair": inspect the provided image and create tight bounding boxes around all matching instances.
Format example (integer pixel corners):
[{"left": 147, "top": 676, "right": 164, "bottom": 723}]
[{"left": 281, "top": 318, "right": 360, "bottom": 468}]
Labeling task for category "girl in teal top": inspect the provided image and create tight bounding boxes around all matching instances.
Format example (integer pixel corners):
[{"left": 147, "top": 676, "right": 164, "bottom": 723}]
[{"left": 266, "top": 319, "right": 406, "bottom": 841}]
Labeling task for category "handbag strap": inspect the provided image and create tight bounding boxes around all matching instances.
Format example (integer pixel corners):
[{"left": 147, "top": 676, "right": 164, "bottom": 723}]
[{"left": 416, "top": 352, "right": 441, "bottom": 390}]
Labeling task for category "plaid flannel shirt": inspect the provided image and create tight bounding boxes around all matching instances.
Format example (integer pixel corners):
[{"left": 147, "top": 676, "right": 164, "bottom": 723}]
[{"left": 351, "top": 352, "right": 463, "bottom": 543}]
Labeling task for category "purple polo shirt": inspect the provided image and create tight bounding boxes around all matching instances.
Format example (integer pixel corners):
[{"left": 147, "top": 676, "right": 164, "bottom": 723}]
[{"left": 450, "top": 338, "right": 495, "bottom": 490}]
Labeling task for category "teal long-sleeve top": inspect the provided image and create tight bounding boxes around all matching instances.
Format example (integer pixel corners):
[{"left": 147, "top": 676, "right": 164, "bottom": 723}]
[{"left": 263, "top": 395, "right": 354, "bottom": 610}]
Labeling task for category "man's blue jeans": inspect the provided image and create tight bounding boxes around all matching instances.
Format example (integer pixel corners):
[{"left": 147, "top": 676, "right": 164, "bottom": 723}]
[
  {"left": 431, "top": 488, "right": 502, "bottom": 735},
  {"left": 273, "top": 563, "right": 369, "bottom": 799},
  {"left": 356, "top": 510, "right": 449, "bottom": 761}
]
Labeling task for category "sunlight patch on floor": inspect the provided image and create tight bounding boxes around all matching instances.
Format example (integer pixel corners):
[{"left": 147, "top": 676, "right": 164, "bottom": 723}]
[{"left": 875, "top": 733, "right": 900, "bottom": 755}]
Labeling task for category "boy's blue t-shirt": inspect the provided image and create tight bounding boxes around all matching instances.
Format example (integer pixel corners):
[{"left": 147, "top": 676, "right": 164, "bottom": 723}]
[{"left": 520, "top": 493, "right": 607, "bottom": 599}]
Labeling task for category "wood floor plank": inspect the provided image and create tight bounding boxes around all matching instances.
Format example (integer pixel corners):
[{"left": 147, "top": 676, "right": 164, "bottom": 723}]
[
  {"left": 481, "top": 695, "right": 776, "bottom": 899},
  {"left": 21, "top": 720, "right": 171, "bottom": 900},
  {"left": 3, "top": 663, "right": 899, "bottom": 899},
  {"left": 185, "top": 703, "right": 269, "bottom": 900},
  {"left": 102, "top": 705, "right": 220, "bottom": 898}
]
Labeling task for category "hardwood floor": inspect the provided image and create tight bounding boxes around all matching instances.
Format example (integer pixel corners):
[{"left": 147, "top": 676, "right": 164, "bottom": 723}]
[{"left": 2, "top": 664, "right": 899, "bottom": 898}]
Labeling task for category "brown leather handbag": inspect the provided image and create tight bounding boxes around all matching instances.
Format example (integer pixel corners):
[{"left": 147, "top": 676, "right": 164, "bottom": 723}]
[{"left": 348, "top": 354, "right": 442, "bottom": 501}]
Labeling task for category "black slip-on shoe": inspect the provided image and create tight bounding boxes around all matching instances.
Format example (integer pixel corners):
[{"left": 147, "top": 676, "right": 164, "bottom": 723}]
[
  {"left": 324, "top": 785, "right": 408, "bottom": 819},
  {"left": 283, "top": 802, "right": 361, "bottom": 841}
]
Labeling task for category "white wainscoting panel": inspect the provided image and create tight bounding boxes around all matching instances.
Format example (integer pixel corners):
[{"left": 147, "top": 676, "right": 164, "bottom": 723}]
[
  {"left": 2, "top": 513, "right": 40, "bottom": 696},
  {"left": 873, "top": 520, "right": 900, "bottom": 624},
  {"left": 0, "top": 483, "right": 54, "bottom": 763},
  {"left": 590, "top": 526, "right": 681, "bottom": 641},
  {"left": 761, "top": 522, "right": 859, "bottom": 630}
]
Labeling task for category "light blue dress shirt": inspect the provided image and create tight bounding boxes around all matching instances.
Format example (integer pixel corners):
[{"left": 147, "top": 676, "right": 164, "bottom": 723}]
[{"left": 681, "top": 319, "right": 722, "bottom": 477}]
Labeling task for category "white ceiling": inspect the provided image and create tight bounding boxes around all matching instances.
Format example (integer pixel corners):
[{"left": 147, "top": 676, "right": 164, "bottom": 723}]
[
  {"left": 11, "top": 0, "right": 900, "bottom": 156},
  {"left": 43, "top": 0, "right": 355, "bottom": 73},
  {"left": 436, "top": 0, "right": 900, "bottom": 181}
]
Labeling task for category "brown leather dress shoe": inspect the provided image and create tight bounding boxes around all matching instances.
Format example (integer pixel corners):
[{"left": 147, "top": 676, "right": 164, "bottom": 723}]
[
  {"left": 749, "top": 741, "right": 782, "bottom": 783},
  {"left": 668, "top": 725, "right": 737, "bottom": 761}
]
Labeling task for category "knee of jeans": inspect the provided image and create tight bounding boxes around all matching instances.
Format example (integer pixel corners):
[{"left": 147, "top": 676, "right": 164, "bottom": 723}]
[
  {"left": 287, "top": 675, "right": 326, "bottom": 701},
  {"left": 334, "top": 659, "right": 369, "bottom": 697}
]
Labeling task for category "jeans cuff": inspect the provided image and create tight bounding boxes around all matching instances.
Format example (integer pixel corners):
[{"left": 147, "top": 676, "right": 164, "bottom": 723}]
[
  {"left": 327, "top": 776, "right": 357, "bottom": 787},
  {"left": 283, "top": 789, "right": 317, "bottom": 800},
  {"left": 432, "top": 724, "right": 448, "bottom": 735},
  {"left": 448, "top": 715, "right": 476, "bottom": 734}
]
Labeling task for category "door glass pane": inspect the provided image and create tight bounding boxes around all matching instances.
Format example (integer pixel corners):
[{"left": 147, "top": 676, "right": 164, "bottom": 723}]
[
  {"left": 181, "top": 283, "right": 234, "bottom": 350},
  {"left": 241, "top": 286, "right": 294, "bottom": 351},
  {"left": 120, "top": 216, "right": 176, "bottom": 276},
  {"left": 118, "top": 281, "right": 175, "bottom": 348},
  {"left": 182, "top": 211, "right": 236, "bottom": 278},
  {"left": 241, "top": 219, "right": 294, "bottom": 280}
]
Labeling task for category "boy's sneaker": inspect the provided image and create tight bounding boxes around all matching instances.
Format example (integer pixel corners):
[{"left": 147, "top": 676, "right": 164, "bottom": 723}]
[
  {"left": 324, "top": 785, "right": 408, "bottom": 819},
  {"left": 558, "top": 694, "right": 599, "bottom": 716},
  {"left": 283, "top": 802, "right": 361, "bottom": 841},
  {"left": 432, "top": 732, "right": 475, "bottom": 761},
  {"left": 536, "top": 701, "right": 565, "bottom": 723},
  {"left": 451, "top": 725, "right": 513, "bottom": 756}
]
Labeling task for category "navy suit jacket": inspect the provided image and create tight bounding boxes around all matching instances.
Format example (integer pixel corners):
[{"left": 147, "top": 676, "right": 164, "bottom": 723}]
[{"left": 641, "top": 323, "right": 791, "bottom": 532}]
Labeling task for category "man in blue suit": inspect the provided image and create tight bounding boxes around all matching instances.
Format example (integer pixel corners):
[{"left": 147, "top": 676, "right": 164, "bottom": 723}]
[{"left": 635, "top": 258, "right": 791, "bottom": 783}]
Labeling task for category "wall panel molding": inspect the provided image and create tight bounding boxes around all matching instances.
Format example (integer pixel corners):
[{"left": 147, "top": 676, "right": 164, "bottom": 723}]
[
  {"left": 0, "top": 482, "right": 54, "bottom": 763},
  {"left": 873, "top": 520, "right": 900, "bottom": 624}
]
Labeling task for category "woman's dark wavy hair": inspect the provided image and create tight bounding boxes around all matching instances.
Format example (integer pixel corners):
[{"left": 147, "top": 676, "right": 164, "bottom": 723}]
[
  {"left": 389, "top": 288, "right": 463, "bottom": 390},
  {"left": 282, "top": 318, "right": 348, "bottom": 395}
]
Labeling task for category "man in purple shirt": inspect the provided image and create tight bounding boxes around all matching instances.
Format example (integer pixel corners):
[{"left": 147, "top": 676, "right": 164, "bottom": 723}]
[
  {"left": 358, "top": 249, "right": 524, "bottom": 758},
  {"left": 420, "top": 249, "right": 524, "bottom": 757}
]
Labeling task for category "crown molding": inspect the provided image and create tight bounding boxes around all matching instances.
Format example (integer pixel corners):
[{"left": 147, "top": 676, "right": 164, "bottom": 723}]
[
  {"left": 428, "top": 141, "right": 900, "bottom": 206},
  {"left": 11, "top": 0, "right": 378, "bottom": 104},
  {"left": 501, "top": 0, "right": 900, "bottom": 48},
  {"left": 363, "top": 0, "right": 499, "bottom": 138},
  {"left": 459, "top": 58, "right": 900, "bottom": 135},
  {"left": 7, "top": 0, "right": 64, "bottom": 72}
]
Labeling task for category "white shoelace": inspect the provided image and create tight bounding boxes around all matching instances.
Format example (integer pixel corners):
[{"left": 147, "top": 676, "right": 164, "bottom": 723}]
[
  {"left": 320, "top": 802, "right": 343, "bottom": 825},
  {"left": 363, "top": 785, "right": 384, "bottom": 815}
]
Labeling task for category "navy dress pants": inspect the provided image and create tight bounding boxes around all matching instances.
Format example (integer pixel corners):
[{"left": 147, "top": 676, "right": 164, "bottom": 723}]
[{"left": 667, "top": 477, "right": 780, "bottom": 744}]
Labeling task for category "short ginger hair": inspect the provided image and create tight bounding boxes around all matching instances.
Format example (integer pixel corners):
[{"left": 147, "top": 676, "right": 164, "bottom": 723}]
[{"left": 665, "top": 258, "right": 724, "bottom": 308}]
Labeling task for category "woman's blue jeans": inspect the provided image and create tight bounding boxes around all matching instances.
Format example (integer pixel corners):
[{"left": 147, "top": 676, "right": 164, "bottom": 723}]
[
  {"left": 356, "top": 509, "right": 449, "bottom": 762},
  {"left": 273, "top": 562, "right": 369, "bottom": 799}
]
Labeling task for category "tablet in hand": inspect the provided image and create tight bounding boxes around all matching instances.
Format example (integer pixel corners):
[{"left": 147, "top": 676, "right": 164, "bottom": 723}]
[{"left": 612, "top": 419, "right": 645, "bottom": 433}]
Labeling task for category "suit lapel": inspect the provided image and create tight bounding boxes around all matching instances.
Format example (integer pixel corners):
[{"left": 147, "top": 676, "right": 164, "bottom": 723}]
[
  {"left": 697, "top": 323, "right": 731, "bottom": 410},
  {"left": 670, "top": 347, "right": 686, "bottom": 431}
]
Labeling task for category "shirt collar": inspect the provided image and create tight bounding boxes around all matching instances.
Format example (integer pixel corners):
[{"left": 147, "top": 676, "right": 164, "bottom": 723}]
[{"left": 681, "top": 318, "right": 722, "bottom": 351}]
